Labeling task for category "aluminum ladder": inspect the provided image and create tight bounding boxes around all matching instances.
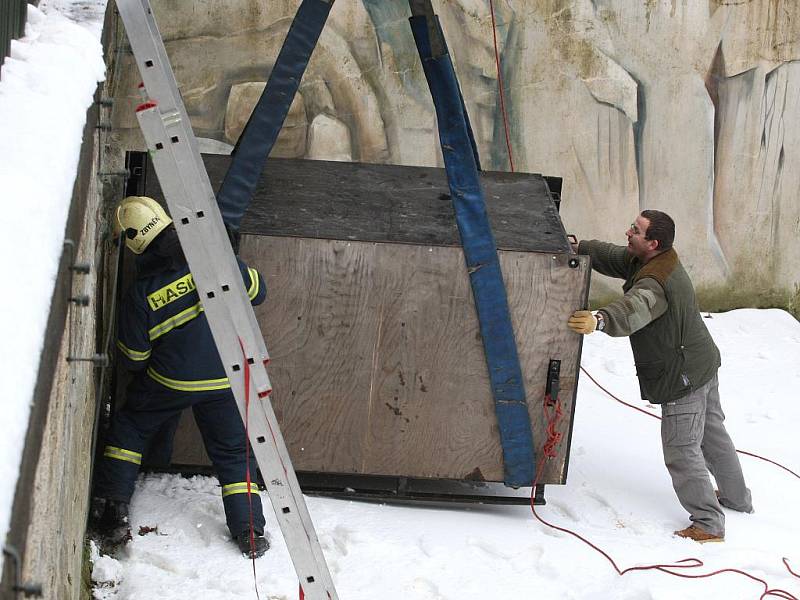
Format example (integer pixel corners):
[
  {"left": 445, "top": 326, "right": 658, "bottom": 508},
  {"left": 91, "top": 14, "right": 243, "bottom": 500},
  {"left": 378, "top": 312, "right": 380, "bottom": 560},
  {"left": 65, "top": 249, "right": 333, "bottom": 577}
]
[{"left": 114, "top": 1, "right": 338, "bottom": 597}]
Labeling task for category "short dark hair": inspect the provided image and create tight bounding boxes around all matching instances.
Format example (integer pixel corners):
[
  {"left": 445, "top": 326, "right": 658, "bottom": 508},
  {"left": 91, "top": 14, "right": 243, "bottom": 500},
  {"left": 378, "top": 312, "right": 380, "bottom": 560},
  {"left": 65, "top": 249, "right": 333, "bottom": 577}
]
[{"left": 641, "top": 210, "right": 675, "bottom": 251}]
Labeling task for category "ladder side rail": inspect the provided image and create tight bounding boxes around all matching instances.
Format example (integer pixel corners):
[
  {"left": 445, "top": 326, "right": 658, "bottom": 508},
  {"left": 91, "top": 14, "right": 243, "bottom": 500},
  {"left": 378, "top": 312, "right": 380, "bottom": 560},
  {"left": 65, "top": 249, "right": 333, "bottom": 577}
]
[
  {"left": 117, "top": 0, "right": 279, "bottom": 367},
  {"left": 120, "top": 0, "right": 195, "bottom": 149},
  {"left": 150, "top": 109, "right": 269, "bottom": 358}
]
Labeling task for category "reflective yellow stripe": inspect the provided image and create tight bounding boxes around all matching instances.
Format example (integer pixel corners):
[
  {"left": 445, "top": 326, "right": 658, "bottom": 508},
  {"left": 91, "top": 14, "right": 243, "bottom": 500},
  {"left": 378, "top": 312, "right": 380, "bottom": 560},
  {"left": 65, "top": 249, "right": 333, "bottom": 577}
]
[
  {"left": 104, "top": 445, "right": 142, "bottom": 465},
  {"left": 222, "top": 482, "right": 260, "bottom": 497},
  {"left": 147, "top": 273, "right": 196, "bottom": 311},
  {"left": 247, "top": 268, "right": 259, "bottom": 300},
  {"left": 146, "top": 367, "right": 230, "bottom": 392},
  {"left": 148, "top": 301, "right": 204, "bottom": 341},
  {"left": 147, "top": 271, "right": 257, "bottom": 341},
  {"left": 116, "top": 340, "right": 151, "bottom": 361}
]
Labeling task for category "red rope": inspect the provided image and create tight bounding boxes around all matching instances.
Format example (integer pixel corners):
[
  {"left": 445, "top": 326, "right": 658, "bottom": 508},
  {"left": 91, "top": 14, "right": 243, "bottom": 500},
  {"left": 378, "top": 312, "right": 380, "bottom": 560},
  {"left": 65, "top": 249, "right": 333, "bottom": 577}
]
[
  {"left": 488, "top": 0, "right": 515, "bottom": 172},
  {"left": 736, "top": 450, "right": 800, "bottom": 481},
  {"left": 532, "top": 370, "right": 800, "bottom": 597},
  {"left": 579, "top": 366, "right": 800, "bottom": 480},
  {"left": 786, "top": 559, "right": 800, "bottom": 580},
  {"left": 579, "top": 366, "right": 660, "bottom": 420},
  {"left": 239, "top": 338, "right": 261, "bottom": 599},
  {"left": 541, "top": 395, "right": 563, "bottom": 459}
]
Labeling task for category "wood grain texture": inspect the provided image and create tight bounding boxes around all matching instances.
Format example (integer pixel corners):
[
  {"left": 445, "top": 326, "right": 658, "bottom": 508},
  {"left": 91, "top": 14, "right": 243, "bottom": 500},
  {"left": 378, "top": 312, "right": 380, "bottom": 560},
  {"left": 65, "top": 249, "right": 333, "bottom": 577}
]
[
  {"left": 166, "top": 236, "right": 589, "bottom": 485},
  {"left": 134, "top": 151, "right": 590, "bottom": 488},
  {"left": 143, "top": 154, "right": 571, "bottom": 253}
]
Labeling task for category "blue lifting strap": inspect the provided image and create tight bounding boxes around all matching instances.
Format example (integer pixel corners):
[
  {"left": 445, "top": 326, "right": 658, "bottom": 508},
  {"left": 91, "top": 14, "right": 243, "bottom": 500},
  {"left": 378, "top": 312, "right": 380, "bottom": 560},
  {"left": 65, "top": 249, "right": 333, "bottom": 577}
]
[
  {"left": 216, "top": 0, "right": 333, "bottom": 230},
  {"left": 409, "top": 14, "right": 535, "bottom": 487}
]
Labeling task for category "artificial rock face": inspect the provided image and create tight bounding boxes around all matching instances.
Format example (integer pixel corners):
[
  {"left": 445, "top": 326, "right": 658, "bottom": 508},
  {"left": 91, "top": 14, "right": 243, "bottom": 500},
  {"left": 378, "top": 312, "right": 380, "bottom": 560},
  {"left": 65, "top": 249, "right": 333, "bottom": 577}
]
[{"left": 110, "top": 0, "right": 800, "bottom": 306}]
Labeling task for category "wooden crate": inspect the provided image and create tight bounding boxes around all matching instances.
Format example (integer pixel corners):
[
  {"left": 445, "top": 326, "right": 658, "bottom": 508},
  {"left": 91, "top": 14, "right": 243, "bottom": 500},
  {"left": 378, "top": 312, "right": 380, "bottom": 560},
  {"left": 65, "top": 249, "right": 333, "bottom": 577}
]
[{"left": 141, "top": 155, "right": 590, "bottom": 486}]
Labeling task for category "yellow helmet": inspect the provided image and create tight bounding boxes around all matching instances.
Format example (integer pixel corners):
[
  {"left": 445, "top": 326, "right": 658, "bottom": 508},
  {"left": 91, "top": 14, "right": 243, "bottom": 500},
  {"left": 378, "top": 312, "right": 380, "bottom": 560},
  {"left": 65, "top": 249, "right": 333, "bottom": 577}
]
[{"left": 113, "top": 196, "right": 172, "bottom": 254}]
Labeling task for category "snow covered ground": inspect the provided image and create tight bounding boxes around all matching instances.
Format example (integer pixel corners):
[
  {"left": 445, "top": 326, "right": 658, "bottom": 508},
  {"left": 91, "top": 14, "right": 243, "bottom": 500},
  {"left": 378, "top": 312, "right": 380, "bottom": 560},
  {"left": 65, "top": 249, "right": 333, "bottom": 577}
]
[
  {"left": 1, "top": 2, "right": 798, "bottom": 599},
  {"left": 92, "top": 309, "right": 800, "bottom": 600},
  {"left": 0, "top": 0, "right": 106, "bottom": 574}
]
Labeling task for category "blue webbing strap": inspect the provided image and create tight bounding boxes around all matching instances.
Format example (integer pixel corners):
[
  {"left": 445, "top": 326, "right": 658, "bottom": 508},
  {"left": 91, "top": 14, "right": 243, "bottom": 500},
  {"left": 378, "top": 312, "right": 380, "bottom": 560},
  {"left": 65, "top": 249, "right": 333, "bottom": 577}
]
[
  {"left": 409, "top": 14, "right": 535, "bottom": 487},
  {"left": 216, "top": 0, "right": 333, "bottom": 230}
]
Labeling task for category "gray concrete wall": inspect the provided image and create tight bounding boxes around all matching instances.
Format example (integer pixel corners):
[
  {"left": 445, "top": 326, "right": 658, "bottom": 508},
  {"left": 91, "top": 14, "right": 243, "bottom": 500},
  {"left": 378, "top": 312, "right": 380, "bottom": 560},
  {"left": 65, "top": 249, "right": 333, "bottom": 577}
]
[
  {"left": 12, "top": 100, "right": 118, "bottom": 600},
  {"left": 2, "top": 107, "right": 107, "bottom": 600},
  {"left": 108, "top": 0, "right": 800, "bottom": 313},
  {"left": 20, "top": 179, "right": 101, "bottom": 599}
]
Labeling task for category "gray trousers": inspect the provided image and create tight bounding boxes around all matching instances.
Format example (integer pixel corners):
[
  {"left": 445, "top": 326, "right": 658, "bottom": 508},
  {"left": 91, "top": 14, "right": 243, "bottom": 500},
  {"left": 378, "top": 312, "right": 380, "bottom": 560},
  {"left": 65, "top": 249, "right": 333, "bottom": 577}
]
[{"left": 660, "top": 372, "right": 752, "bottom": 536}]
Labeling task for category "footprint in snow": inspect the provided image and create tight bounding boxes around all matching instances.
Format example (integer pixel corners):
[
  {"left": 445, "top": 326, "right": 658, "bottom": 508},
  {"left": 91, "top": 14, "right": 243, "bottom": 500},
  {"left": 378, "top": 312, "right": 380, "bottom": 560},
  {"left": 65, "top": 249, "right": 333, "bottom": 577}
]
[
  {"left": 409, "top": 578, "right": 444, "bottom": 599},
  {"left": 466, "top": 536, "right": 514, "bottom": 560},
  {"left": 545, "top": 498, "right": 580, "bottom": 522},
  {"left": 325, "top": 525, "right": 352, "bottom": 557},
  {"left": 602, "top": 357, "right": 630, "bottom": 376},
  {"left": 509, "top": 546, "right": 559, "bottom": 578},
  {"left": 127, "top": 548, "right": 188, "bottom": 577},
  {"left": 583, "top": 489, "right": 617, "bottom": 514},
  {"left": 417, "top": 535, "right": 437, "bottom": 558}
]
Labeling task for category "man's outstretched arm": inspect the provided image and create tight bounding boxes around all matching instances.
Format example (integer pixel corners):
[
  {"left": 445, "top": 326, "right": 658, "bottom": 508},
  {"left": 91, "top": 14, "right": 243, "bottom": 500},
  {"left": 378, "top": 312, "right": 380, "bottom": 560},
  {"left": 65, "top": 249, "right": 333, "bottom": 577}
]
[
  {"left": 568, "top": 277, "right": 667, "bottom": 337},
  {"left": 577, "top": 240, "right": 633, "bottom": 280}
]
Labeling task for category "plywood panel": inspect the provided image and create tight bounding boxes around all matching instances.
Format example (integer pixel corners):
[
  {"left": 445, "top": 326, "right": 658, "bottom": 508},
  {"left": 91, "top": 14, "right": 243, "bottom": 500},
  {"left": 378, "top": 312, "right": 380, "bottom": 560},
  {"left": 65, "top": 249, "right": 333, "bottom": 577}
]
[
  {"left": 247, "top": 236, "right": 380, "bottom": 473},
  {"left": 359, "top": 244, "right": 497, "bottom": 479},
  {"left": 504, "top": 251, "right": 589, "bottom": 482},
  {"left": 145, "top": 154, "right": 571, "bottom": 253},
  {"left": 214, "top": 235, "right": 590, "bottom": 484},
  {"left": 138, "top": 153, "right": 588, "bottom": 487}
]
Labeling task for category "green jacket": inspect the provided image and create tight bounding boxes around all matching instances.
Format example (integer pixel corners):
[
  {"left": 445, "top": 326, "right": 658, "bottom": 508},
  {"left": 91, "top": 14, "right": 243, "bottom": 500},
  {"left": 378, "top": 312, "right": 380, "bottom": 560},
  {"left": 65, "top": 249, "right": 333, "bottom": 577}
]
[{"left": 579, "top": 240, "right": 720, "bottom": 404}]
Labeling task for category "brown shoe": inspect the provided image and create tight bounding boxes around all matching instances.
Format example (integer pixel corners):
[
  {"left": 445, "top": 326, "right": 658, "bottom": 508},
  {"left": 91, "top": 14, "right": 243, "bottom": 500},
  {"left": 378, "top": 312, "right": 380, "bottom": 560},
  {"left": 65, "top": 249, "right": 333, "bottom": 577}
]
[{"left": 673, "top": 525, "right": 724, "bottom": 543}]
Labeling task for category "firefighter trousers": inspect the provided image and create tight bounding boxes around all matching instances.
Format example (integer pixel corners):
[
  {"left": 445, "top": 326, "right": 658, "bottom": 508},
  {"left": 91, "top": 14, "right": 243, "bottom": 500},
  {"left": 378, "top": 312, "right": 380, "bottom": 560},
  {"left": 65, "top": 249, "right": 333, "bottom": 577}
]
[{"left": 95, "top": 380, "right": 265, "bottom": 538}]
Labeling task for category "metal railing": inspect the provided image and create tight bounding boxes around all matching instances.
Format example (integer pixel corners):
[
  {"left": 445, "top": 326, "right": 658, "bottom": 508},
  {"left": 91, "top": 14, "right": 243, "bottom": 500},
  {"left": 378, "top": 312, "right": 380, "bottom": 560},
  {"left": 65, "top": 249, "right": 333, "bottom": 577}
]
[{"left": 1, "top": 0, "right": 29, "bottom": 70}]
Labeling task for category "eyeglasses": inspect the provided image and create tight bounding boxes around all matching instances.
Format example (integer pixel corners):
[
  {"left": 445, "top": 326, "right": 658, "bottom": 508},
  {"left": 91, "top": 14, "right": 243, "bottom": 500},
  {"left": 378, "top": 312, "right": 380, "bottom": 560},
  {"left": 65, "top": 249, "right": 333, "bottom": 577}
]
[{"left": 628, "top": 223, "right": 650, "bottom": 239}]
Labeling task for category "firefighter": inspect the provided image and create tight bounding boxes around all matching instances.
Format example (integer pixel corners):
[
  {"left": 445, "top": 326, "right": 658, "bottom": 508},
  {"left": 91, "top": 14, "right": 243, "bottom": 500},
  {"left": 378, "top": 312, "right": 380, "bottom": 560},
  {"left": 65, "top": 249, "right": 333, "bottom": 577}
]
[{"left": 90, "top": 196, "right": 268, "bottom": 558}]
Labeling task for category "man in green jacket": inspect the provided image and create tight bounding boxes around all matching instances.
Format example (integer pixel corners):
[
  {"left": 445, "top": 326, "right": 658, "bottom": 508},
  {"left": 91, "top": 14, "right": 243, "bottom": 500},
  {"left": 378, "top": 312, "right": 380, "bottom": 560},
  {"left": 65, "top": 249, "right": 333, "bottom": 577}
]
[{"left": 568, "top": 210, "right": 752, "bottom": 543}]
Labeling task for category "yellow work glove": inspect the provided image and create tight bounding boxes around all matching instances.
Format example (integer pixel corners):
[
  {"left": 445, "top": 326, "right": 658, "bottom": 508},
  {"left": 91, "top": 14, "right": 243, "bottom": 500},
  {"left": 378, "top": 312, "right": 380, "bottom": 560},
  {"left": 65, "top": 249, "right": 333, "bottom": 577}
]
[{"left": 568, "top": 310, "right": 597, "bottom": 334}]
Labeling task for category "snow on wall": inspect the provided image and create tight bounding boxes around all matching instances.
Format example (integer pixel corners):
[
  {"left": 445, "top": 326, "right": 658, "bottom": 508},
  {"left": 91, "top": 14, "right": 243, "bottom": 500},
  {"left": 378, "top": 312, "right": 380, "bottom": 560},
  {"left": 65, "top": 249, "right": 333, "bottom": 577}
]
[{"left": 0, "top": 0, "right": 106, "bottom": 574}]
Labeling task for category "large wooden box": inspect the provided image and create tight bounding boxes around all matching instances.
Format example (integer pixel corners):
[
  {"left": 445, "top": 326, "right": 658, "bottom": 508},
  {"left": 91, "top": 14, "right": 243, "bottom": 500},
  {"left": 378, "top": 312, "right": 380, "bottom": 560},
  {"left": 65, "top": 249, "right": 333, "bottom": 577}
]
[{"left": 140, "top": 155, "right": 590, "bottom": 486}]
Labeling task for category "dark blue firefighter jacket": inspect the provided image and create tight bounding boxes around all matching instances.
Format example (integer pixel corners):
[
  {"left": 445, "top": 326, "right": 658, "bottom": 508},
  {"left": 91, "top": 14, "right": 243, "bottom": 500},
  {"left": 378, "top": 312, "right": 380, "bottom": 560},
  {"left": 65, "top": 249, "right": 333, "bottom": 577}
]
[{"left": 116, "top": 257, "right": 266, "bottom": 393}]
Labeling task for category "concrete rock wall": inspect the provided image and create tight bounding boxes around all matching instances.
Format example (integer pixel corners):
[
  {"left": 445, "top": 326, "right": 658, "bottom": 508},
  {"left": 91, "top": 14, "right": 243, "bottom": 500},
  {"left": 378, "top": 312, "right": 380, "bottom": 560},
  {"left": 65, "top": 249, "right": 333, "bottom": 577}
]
[
  {"left": 9, "top": 104, "right": 108, "bottom": 600},
  {"left": 21, "top": 178, "right": 101, "bottom": 600},
  {"left": 110, "top": 0, "right": 800, "bottom": 311}
]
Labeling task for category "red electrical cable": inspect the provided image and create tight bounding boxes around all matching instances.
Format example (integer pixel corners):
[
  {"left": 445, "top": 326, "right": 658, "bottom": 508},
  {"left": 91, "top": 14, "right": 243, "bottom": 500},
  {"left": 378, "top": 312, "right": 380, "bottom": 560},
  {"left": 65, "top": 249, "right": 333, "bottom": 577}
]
[
  {"left": 488, "top": 0, "right": 515, "bottom": 173},
  {"left": 579, "top": 366, "right": 800, "bottom": 481},
  {"left": 735, "top": 449, "right": 800, "bottom": 481},
  {"left": 786, "top": 559, "right": 800, "bottom": 580},
  {"left": 531, "top": 392, "right": 799, "bottom": 599},
  {"left": 578, "top": 365, "right": 660, "bottom": 420}
]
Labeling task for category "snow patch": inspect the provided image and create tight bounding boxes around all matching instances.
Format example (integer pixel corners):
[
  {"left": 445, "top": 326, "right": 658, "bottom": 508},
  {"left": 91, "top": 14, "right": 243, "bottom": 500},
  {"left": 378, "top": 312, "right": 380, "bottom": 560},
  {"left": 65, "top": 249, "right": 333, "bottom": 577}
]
[{"left": 0, "top": 0, "right": 106, "bottom": 576}]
